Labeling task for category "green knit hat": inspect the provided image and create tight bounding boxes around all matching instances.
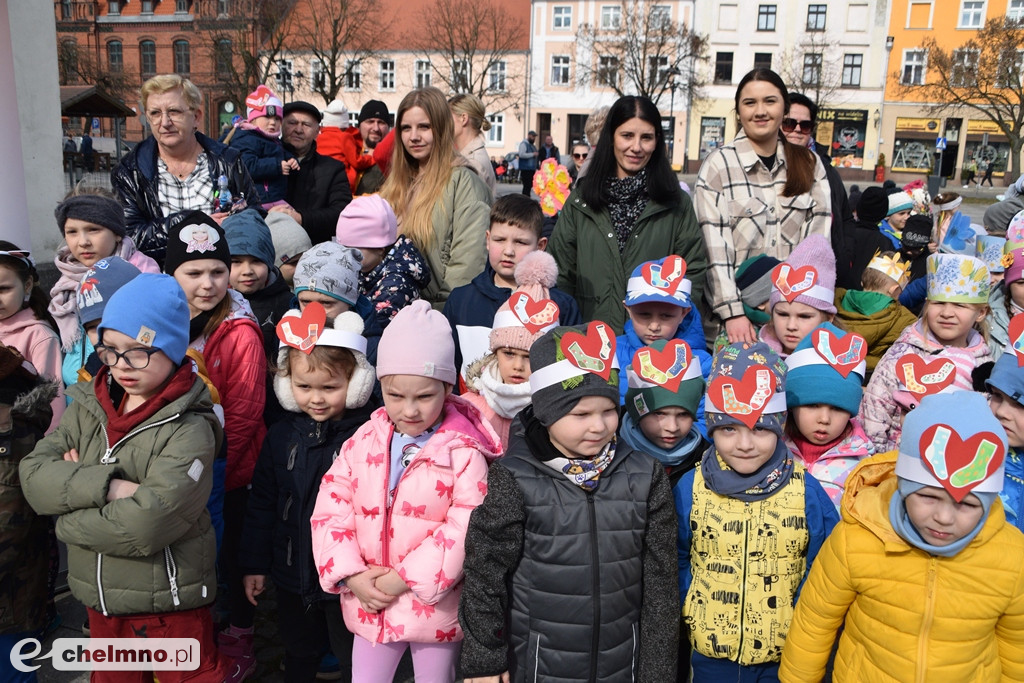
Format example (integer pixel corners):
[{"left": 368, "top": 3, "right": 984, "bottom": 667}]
[{"left": 625, "top": 339, "right": 705, "bottom": 422}]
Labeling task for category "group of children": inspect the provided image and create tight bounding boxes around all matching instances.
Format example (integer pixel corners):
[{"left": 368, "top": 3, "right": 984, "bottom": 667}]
[{"left": 2, "top": 170, "right": 1024, "bottom": 683}]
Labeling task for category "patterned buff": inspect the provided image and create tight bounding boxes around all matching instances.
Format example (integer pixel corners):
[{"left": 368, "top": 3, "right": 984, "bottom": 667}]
[
  {"left": 604, "top": 167, "right": 649, "bottom": 252},
  {"left": 544, "top": 439, "right": 616, "bottom": 492},
  {"left": 700, "top": 434, "right": 794, "bottom": 503}
]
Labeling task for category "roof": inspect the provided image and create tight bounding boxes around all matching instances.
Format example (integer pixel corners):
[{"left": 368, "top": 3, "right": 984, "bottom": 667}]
[{"left": 60, "top": 86, "right": 136, "bottom": 118}]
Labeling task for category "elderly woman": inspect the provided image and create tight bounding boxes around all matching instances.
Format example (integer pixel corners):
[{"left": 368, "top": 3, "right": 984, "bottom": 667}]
[
  {"left": 449, "top": 93, "right": 497, "bottom": 197},
  {"left": 111, "top": 75, "right": 258, "bottom": 263}
]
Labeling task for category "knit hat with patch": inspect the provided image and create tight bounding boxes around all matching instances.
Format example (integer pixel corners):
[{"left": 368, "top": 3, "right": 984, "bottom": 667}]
[
  {"left": 163, "top": 211, "right": 231, "bottom": 276},
  {"left": 901, "top": 214, "right": 933, "bottom": 249},
  {"left": 246, "top": 84, "right": 283, "bottom": 122},
  {"left": 376, "top": 299, "right": 456, "bottom": 384},
  {"left": 76, "top": 256, "right": 142, "bottom": 326},
  {"left": 625, "top": 339, "right": 705, "bottom": 422},
  {"left": 265, "top": 211, "right": 312, "bottom": 268},
  {"left": 223, "top": 209, "right": 276, "bottom": 268},
  {"left": 767, "top": 234, "right": 837, "bottom": 315},
  {"left": 705, "top": 341, "right": 787, "bottom": 437},
  {"left": 98, "top": 273, "right": 190, "bottom": 364},
  {"left": 529, "top": 322, "right": 620, "bottom": 426},
  {"left": 292, "top": 241, "right": 362, "bottom": 306},
  {"left": 785, "top": 322, "right": 866, "bottom": 416},
  {"left": 624, "top": 255, "right": 692, "bottom": 309}
]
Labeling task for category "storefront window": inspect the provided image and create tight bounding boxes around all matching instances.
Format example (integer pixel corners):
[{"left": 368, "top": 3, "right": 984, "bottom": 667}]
[
  {"left": 699, "top": 117, "right": 726, "bottom": 161},
  {"left": 963, "top": 119, "right": 1010, "bottom": 176},
  {"left": 892, "top": 117, "right": 941, "bottom": 172},
  {"left": 816, "top": 109, "right": 867, "bottom": 169}
]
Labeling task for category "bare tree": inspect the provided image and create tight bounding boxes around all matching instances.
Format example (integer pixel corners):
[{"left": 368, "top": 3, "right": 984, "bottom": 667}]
[
  {"left": 56, "top": 39, "right": 133, "bottom": 101},
  {"left": 575, "top": 0, "right": 709, "bottom": 109},
  {"left": 897, "top": 16, "right": 1024, "bottom": 177},
  {"left": 777, "top": 30, "right": 846, "bottom": 110}
]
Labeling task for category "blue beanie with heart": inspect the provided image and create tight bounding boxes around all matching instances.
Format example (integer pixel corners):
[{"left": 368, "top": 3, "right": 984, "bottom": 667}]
[{"left": 784, "top": 322, "right": 866, "bottom": 416}]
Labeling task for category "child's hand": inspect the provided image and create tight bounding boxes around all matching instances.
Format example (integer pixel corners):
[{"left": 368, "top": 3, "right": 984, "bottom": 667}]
[
  {"left": 374, "top": 568, "right": 409, "bottom": 597},
  {"left": 465, "top": 674, "right": 510, "bottom": 683},
  {"left": 105, "top": 479, "right": 139, "bottom": 502},
  {"left": 725, "top": 316, "right": 757, "bottom": 343},
  {"left": 268, "top": 205, "right": 303, "bottom": 225},
  {"left": 243, "top": 575, "right": 267, "bottom": 605},
  {"left": 281, "top": 159, "right": 300, "bottom": 175},
  {"left": 345, "top": 566, "right": 395, "bottom": 613},
  {"left": 210, "top": 212, "right": 230, "bottom": 225},
  {"left": 63, "top": 449, "right": 80, "bottom": 462}
]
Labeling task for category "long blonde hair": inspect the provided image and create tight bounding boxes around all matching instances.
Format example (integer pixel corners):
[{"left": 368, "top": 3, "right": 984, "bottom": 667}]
[{"left": 380, "top": 88, "right": 461, "bottom": 252}]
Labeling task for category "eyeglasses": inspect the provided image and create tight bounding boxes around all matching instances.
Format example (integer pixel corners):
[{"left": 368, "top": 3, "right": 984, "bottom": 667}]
[
  {"left": 146, "top": 108, "right": 192, "bottom": 123},
  {"left": 781, "top": 118, "right": 813, "bottom": 134},
  {"left": 95, "top": 345, "right": 163, "bottom": 370},
  {"left": 573, "top": 152, "right": 588, "bottom": 160}
]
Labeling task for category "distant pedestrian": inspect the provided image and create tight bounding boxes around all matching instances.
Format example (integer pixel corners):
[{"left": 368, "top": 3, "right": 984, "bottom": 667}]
[
  {"left": 963, "top": 159, "right": 978, "bottom": 188},
  {"left": 981, "top": 159, "right": 996, "bottom": 187},
  {"left": 518, "top": 130, "right": 538, "bottom": 196}
]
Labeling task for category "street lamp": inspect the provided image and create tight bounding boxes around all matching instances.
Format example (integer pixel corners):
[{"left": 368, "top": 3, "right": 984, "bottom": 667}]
[
  {"left": 877, "top": 36, "right": 895, "bottom": 173},
  {"left": 667, "top": 67, "right": 680, "bottom": 166}
]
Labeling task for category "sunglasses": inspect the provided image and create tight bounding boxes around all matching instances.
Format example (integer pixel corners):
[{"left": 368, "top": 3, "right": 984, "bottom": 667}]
[
  {"left": 781, "top": 118, "right": 813, "bottom": 134},
  {"left": 573, "top": 152, "right": 588, "bottom": 160}
]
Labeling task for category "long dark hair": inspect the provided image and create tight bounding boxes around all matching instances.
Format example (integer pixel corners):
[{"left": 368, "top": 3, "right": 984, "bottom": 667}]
[
  {"left": 734, "top": 69, "right": 817, "bottom": 198},
  {"left": 579, "top": 96, "right": 681, "bottom": 210},
  {"left": 0, "top": 240, "right": 57, "bottom": 332}
]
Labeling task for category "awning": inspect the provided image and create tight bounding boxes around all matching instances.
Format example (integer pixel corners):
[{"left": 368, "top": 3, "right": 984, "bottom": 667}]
[{"left": 60, "top": 86, "right": 135, "bottom": 118}]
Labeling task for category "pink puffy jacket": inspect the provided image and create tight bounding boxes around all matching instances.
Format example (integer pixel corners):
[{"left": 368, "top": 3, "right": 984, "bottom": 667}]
[{"left": 311, "top": 394, "right": 501, "bottom": 645}]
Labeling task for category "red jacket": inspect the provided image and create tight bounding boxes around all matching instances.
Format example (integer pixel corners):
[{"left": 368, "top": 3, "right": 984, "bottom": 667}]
[{"left": 317, "top": 127, "right": 376, "bottom": 195}]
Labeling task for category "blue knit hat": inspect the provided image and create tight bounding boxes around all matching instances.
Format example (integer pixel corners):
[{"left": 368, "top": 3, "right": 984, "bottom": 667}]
[
  {"left": 705, "top": 341, "right": 788, "bottom": 437},
  {"left": 223, "top": 209, "right": 276, "bottom": 269},
  {"left": 76, "top": 256, "right": 142, "bottom": 326},
  {"left": 986, "top": 350, "right": 1024, "bottom": 403},
  {"left": 98, "top": 274, "right": 190, "bottom": 364},
  {"left": 785, "top": 322, "right": 866, "bottom": 416},
  {"left": 624, "top": 255, "right": 692, "bottom": 309}
]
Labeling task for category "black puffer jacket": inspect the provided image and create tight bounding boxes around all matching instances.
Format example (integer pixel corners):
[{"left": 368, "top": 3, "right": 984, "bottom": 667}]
[
  {"left": 111, "top": 132, "right": 259, "bottom": 263},
  {"left": 284, "top": 143, "right": 352, "bottom": 244},
  {"left": 459, "top": 407, "right": 679, "bottom": 682}
]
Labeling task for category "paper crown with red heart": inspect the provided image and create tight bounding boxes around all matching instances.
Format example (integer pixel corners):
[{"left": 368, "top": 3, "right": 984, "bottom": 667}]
[
  {"left": 896, "top": 392, "right": 1007, "bottom": 501},
  {"left": 767, "top": 234, "right": 837, "bottom": 315},
  {"left": 705, "top": 341, "right": 788, "bottom": 434},
  {"left": 276, "top": 302, "right": 368, "bottom": 355},
  {"left": 489, "top": 291, "right": 561, "bottom": 353},
  {"left": 785, "top": 323, "right": 866, "bottom": 416},
  {"left": 529, "top": 321, "right": 620, "bottom": 393},
  {"left": 625, "top": 339, "right": 706, "bottom": 421},
  {"left": 892, "top": 353, "right": 964, "bottom": 411},
  {"left": 625, "top": 255, "right": 693, "bottom": 309}
]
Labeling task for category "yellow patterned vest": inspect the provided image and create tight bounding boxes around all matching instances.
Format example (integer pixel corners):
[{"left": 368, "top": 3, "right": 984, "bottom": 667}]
[{"left": 685, "top": 464, "right": 810, "bottom": 665}]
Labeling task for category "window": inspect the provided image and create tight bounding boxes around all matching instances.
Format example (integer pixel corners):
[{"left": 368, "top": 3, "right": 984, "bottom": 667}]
[
  {"left": 486, "top": 113, "right": 504, "bottom": 144},
  {"left": 553, "top": 6, "right": 572, "bottom": 29},
  {"left": 1010, "top": 0, "right": 1024, "bottom": 22},
  {"left": 276, "top": 59, "right": 294, "bottom": 93},
  {"left": 379, "top": 59, "right": 395, "bottom": 91},
  {"left": 488, "top": 61, "right": 507, "bottom": 92},
  {"left": 951, "top": 48, "right": 979, "bottom": 86},
  {"left": 311, "top": 60, "right": 326, "bottom": 91},
  {"left": 107, "top": 40, "right": 123, "bottom": 73},
  {"left": 348, "top": 112, "right": 359, "bottom": 127},
  {"left": 650, "top": 5, "right": 672, "bottom": 28},
  {"left": 901, "top": 49, "right": 926, "bottom": 85},
  {"left": 141, "top": 0, "right": 155, "bottom": 13},
  {"left": 598, "top": 56, "right": 620, "bottom": 87},
  {"left": 997, "top": 48, "right": 1024, "bottom": 87},
  {"left": 173, "top": 40, "right": 190, "bottom": 75},
  {"left": 415, "top": 60, "right": 432, "bottom": 89},
  {"left": 959, "top": 0, "right": 984, "bottom": 28},
  {"left": 842, "top": 53, "right": 862, "bottom": 87},
  {"left": 648, "top": 56, "right": 669, "bottom": 89},
  {"left": 551, "top": 55, "right": 570, "bottom": 85},
  {"left": 345, "top": 60, "right": 361, "bottom": 90},
  {"left": 60, "top": 0, "right": 71, "bottom": 19},
  {"left": 175, "top": 0, "right": 190, "bottom": 12},
  {"left": 60, "top": 40, "right": 78, "bottom": 82},
  {"left": 757, "top": 5, "right": 776, "bottom": 31},
  {"left": 714, "top": 52, "right": 734, "bottom": 84},
  {"left": 215, "top": 40, "right": 232, "bottom": 77},
  {"left": 753, "top": 52, "right": 772, "bottom": 71},
  {"left": 217, "top": 0, "right": 229, "bottom": 14},
  {"left": 802, "top": 53, "right": 823, "bottom": 86},
  {"left": 453, "top": 60, "right": 469, "bottom": 93},
  {"left": 601, "top": 5, "right": 621, "bottom": 29},
  {"left": 140, "top": 40, "right": 156, "bottom": 78},
  {"left": 806, "top": 4, "right": 827, "bottom": 31},
  {"left": 908, "top": 0, "right": 932, "bottom": 28},
  {"left": 108, "top": 1, "right": 120, "bottom": 15}
]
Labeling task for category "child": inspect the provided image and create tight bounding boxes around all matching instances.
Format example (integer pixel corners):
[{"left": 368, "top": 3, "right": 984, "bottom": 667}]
[
  {"left": 266, "top": 211, "right": 312, "bottom": 286},
  {"left": 240, "top": 303, "right": 376, "bottom": 681},
  {"left": 459, "top": 322, "right": 679, "bottom": 681},
  {"left": 987, "top": 225, "right": 1024, "bottom": 359},
  {"left": 231, "top": 85, "right": 297, "bottom": 206},
  {"left": 317, "top": 99, "right": 375, "bottom": 194},
  {"left": 50, "top": 190, "right": 158, "bottom": 392},
  {"left": 312, "top": 300, "right": 501, "bottom": 682},
  {"left": 977, "top": 234, "right": 1007, "bottom": 286},
  {"left": 835, "top": 251, "right": 917, "bottom": 374},
  {"left": 73, "top": 256, "right": 143, "bottom": 385},
  {"left": 620, "top": 339, "right": 708, "bottom": 486},
  {"left": 862, "top": 253, "right": 993, "bottom": 453},
  {"left": 711, "top": 254, "right": 781, "bottom": 354},
  {"left": 985, "top": 343, "right": 1024, "bottom": 533},
  {"left": 675, "top": 341, "right": 838, "bottom": 680},
  {"left": 19, "top": 274, "right": 228, "bottom": 681},
  {"left": 880, "top": 190, "right": 914, "bottom": 249},
  {"left": 337, "top": 195, "right": 431, "bottom": 331},
  {"left": 0, "top": 243, "right": 64, "bottom": 432},
  {"left": 463, "top": 288, "right": 559, "bottom": 448},
  {"left": 784, "top": 322, "right": 876, "bottom": 509},
  {"left": 900, "top": 213, "right": 933, "bottom": 283},
  {"left": 780, "top": 393, "right": 1024, "bottom": 682},
  {"left": 759, "top": 234, "right": 837, "bottom": 359}
]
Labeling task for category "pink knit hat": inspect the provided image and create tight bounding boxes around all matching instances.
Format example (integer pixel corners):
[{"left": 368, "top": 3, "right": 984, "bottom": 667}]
[
  {"left": 376, "top": 300, "right": 456, "bottom": 384},
  {"left": 767, "top": 234, "right": 837, "bottom": 314},
  {"left": 336, "top": 195, "right": 398, "bottom": 249},
  {"left": 488, "top": 251, "right": 561, "bottom": 351},
  {"left": 245, "top": 85, "right": 283, "bottom": 122}
]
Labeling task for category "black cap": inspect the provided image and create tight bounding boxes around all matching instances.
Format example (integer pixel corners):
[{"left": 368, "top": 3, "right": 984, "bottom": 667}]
[
  {"left": 358, "top": 100, "right": 389, "bottom": 124},
  {"left": 858, "top": 187, "right": 889, "bottom": 225},
  {"left": 283, "top": 101, "right": 322, "bottom": 123},
  {"left": 902, "top": 214, "right": 933, "bottom": 247}
]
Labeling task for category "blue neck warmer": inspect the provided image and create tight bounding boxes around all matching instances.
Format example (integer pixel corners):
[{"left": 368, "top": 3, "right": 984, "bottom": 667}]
[
  {"left": 888, "top": 479, "right": 995, "bottom": 558},
  {"left": 619, "top": 414, "right": 703, "bottom": 468}
]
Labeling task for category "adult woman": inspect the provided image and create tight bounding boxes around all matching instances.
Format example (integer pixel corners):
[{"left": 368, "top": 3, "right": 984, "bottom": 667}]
[
  {"left": 380, "top": 87, "right": 492, "bottom": 308},
  {"left": 449, "top": 93, "right": 497, "bottom": 196},
  {"left": 548, "top": 95, "right": 707, "bottom": 331},
  {"left": 568, "top": 142, "right": 590, "bottom": 181},
  {"left": 695, "top": 68, "right": 831, "bottom": 343}
]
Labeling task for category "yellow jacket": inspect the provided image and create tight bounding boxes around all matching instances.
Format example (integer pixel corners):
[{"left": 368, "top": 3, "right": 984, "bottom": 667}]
[{"left": 780, "top": 452, "right": 1024, "bottom": 683}]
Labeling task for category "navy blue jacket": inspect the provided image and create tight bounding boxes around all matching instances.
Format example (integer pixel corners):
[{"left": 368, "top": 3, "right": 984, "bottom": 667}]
[{"left": 229, "top": 127, "right": 292, "bottom": 204}]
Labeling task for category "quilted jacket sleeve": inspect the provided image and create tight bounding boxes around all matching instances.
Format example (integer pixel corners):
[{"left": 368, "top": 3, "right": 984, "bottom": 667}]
[
  {"left": 215, "top": 319, "right": 267, "bottom": 491},
  {"left": 860, "top": 342, "right": 906, "bottom": 453},
  {"left": 110, "top": 160, "right": 184, "bottom": 261},
  {"left": 223, "top": 146, "right": 262, "bottom": 211},
  {"left": 638, "top": 462, "right": 680, "bottom": 683},
  {"left": 310, "top": 435, "right": 367, "bottom": 594}
]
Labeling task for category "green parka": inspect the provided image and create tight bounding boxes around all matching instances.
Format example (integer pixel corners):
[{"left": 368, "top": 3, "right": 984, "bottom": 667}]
[
  {"left": 548, "top": 188, "right": 708, "bottom": 332},
  {"left": 19, "top": 374, "right": 221, "bottom": 616}
]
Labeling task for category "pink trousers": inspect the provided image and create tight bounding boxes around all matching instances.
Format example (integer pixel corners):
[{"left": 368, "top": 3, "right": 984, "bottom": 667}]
[{"left": 351, "top": 635, "right": 459, "bottom": 683}]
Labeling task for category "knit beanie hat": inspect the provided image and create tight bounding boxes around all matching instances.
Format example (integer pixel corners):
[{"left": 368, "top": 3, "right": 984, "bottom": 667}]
[
  {"left": 858, "top": 187, "right": 889, "bottom": 224},
  {"left": 55, "top": 194, "right": 126, "bottom": 237},
  {"left": 266, "top": 211, "right": 313, "bottom": 268},
  {"left": 735, "top": 254, "right": 781, "bottom": 309},
  {"left": 785, "top": 323, "right": 866, "bottom": 416},
  {"left": 490, "top": 291, "right": 560, "bottom": 353},
  {"left": 925, "top": 253, "right": 990, "bottom": 304},
  {"left": 887, "top": 191, "right": 914, "bottom": 217},
  {"left": 529, "top": 322, "right": 620, "bottom": 427},
  {"left": 624, "top": 255, "right": 692, "bottom": 309},
  {"left": 292, "top": 241, "right": 362, "bottom": 306},
  {"left": 321, "top": 100, "right": 350, "bottom": 129},
  {"left": 986, "top": 339, "right": 1024, "bottom": 404},
  {"left": 767, "top": 234, "right": 837, "bottom": 315},
  {"left": 163, "top": 211, "right": 231, "bottom": 276},
  {"left": 245, "top": 84, "right": 283, "bottom": 122},
  {"left": 358, "top": 99, "right": 389, "bottom": 124},
  {"left": 336, "top": 195, "right": 398, "bottom": 249},
  {"left": 625, "top": 339, "right": 705, "bottom": 423},
  {"left": 76, "top": 256, "right": 142, "bottom": 326},
  {"left": 98, "top": 273, "right": 190, "bottom": 364},
  {"left": 223, "top": 209, "right": 276, "bottom": 268},
  {"left": 901, "top": 214, "right": 933, "bottom": 249},
  {"left": 705, "top": 341, "right": 788, "bottom": 437},
  {"left": 376, "top": 299, "right": 456, "bottom": 384},
  {"left": 976, "top": 234, "right": 1007, "bottom": 274}
]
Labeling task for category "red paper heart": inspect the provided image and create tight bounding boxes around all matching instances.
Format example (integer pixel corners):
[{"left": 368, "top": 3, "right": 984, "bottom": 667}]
[
  {"left": 707, "top": 364, "right": 777, "bottom": 429},
  {"left": 559, "top": 321, "right": 616, "bottom": 381},
  {"left": 771, "top": 264, "right": 819, "bottom": 302},
  {"left": 895, "top": 354, "right": 956, "bottom": 402},
  {"left": 1009, "top": 313, "right": 1024, "bottom": 367},
  {"left": 631, "top": 339, "right": 693, "bottom": 392},
  {"left": 811, "top": 328, "right": 867, "bottom": 378},
  {"left": 508, "top": 291, "right": 560, "bottom": 334},
  {"left": 919, "top": 424, "right": 1005, "bottom": 502},
  {"left": 641, "top": 255, "right": 688, "bottom": 295},
  {"left": 277, "top": 302, "right": 326, "bottom": 353}
]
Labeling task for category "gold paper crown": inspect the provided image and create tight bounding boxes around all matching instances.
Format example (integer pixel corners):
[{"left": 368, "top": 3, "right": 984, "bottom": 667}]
[{"left": 866, "top": 251, "right": 911, "bottom": 287}]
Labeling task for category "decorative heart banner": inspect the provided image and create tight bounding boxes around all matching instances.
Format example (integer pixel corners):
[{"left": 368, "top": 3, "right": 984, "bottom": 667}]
[
  {"left": 895, "top": 354, "right": 956, "bottom": 402},
  {"left": 277, "top": 302, "right": 326, "bottom": 353},
  {"left": 629, "top": 339, "right": 699, "bottom": 392},
  {"left": 811, "top": 328, "right": 867, "bottom": 378},
  {"left": 919, "top": 424, "right": 1006, "bottom": 502},
  {"left": 706, "top": 365, "right": 782, "bottom": 429},
  {"left": 1009, "top": 313, "right": 1024, "bottom": 367},
  {"left": 642, "top": 255, "right": 688, "bottom": 295},
  {"left": 560, "top": 321, "right": 616, "bottom": 381},
  {"left": 771, "top": 264, "right": 818, "bottom": 302},
  {"left": 501, "top": 291, "right": 560, "bottom": 334}
]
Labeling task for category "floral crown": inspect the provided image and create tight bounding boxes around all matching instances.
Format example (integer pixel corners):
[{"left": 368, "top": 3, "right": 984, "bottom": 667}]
[{"left": 866, "top": 251, "right": 911, "bottom": 287}]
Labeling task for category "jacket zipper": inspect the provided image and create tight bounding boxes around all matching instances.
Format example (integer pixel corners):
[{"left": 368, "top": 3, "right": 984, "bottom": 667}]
[
  {"left": 164, "top": 547, "right": 181, "bottom": 606},
  {"left": 916, "top": 558, "right": 938, "bottom": 683},
  {"left": 378, "top": 424, "right": 395, "bottom": 643},
  {"left": 738, "top": 504, "right": 749, "bottom": 660},
  {"left": 587, "top": 492, "right": 600, "bottom": 683}
]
